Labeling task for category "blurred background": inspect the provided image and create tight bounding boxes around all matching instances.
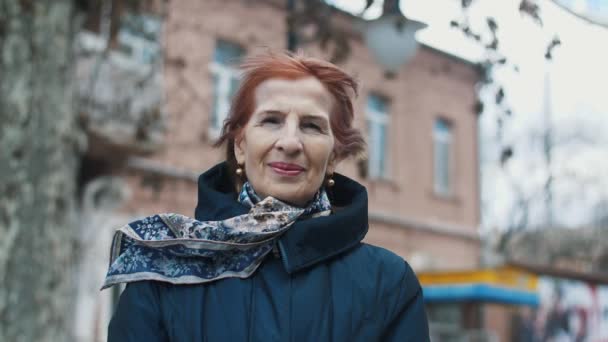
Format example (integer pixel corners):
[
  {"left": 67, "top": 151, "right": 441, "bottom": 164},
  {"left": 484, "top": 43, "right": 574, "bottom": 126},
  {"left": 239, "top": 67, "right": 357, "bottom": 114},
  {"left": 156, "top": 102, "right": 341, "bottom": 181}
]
[{"left": 1, "top": 0, "right": 607, "bottom": 341}]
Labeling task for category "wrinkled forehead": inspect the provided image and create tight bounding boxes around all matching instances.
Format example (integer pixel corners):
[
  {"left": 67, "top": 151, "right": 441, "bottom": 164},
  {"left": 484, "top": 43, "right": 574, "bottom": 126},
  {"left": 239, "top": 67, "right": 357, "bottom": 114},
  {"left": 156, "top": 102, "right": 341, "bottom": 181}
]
[{"left": 253, "top": 77, "right": 334, "bottom": 113}]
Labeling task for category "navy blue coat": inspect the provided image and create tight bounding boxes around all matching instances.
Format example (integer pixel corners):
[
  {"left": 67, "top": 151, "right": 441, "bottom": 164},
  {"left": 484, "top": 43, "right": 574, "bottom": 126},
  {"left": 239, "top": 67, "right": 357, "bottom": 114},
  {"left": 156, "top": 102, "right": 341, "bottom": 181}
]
[{"left": 108, "top": 163, "right": 430, "bottom": 341}]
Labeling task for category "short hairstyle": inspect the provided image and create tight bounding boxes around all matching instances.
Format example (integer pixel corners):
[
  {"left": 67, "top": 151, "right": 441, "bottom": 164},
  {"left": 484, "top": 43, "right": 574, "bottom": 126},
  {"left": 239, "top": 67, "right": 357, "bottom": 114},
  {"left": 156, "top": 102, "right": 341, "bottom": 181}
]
[{"left": 214, "top": 51, "right": 366, "bottom": 178}]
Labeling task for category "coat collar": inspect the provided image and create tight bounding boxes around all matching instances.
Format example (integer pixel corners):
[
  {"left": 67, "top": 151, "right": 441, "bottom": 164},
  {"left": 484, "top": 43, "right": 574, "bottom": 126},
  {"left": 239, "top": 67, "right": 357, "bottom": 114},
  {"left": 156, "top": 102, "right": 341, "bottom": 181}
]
[{"left": 195, "top": 162, "right": 369, "bottom": 274}]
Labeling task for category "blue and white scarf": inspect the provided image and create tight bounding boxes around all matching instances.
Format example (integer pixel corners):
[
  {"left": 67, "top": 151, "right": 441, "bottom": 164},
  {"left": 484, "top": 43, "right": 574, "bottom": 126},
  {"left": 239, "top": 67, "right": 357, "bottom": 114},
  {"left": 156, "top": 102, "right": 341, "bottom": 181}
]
[{"left": 101, "top": 182, "right": 331, "bottom": 289}]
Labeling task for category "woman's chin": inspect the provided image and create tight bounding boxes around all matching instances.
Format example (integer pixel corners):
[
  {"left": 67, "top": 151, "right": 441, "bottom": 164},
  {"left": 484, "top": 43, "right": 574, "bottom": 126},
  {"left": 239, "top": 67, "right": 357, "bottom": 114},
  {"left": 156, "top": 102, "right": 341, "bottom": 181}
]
[{"left": 268, "top": 189, "right": 315, "bottom": 207}]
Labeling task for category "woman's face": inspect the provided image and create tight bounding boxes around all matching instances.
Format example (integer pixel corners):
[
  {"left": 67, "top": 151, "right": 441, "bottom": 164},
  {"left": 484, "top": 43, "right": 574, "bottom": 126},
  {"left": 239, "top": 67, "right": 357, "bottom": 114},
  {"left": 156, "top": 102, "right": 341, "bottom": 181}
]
[{"left": 234, "top": 77, "right": 337, "bottom": 206}]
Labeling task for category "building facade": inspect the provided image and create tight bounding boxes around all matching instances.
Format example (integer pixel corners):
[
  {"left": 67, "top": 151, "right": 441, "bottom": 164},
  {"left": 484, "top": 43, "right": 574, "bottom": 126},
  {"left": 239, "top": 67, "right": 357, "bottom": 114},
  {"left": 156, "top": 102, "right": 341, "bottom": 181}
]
[{"left": 124, "top": 0, "right": 482, "bottom": 269}]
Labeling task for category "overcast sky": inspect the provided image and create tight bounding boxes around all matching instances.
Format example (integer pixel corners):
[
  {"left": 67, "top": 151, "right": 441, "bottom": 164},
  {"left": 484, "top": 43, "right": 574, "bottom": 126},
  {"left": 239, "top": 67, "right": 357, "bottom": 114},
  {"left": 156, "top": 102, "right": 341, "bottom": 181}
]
[{"left": 329, "top": 0, "right": 608, "bottom": 229}]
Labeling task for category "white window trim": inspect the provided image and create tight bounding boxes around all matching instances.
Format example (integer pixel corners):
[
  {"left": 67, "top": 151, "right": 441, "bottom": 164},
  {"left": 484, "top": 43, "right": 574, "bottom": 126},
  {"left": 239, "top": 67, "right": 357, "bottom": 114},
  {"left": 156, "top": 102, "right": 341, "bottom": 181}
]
[
  {"left": 367, "top": 106, "right": 390, "bottom": 179},
  {"left": 208, "top": 61, "right": 241, "bottom": 139},
  {"left": 433, "top": 124, "right": 453, "bottom": 196},
  {"left": 117, "top": 30, "right": 160, "bottom": 64},
  {"left": 77, "top": 30, "right": 157, "bottom": 74}
]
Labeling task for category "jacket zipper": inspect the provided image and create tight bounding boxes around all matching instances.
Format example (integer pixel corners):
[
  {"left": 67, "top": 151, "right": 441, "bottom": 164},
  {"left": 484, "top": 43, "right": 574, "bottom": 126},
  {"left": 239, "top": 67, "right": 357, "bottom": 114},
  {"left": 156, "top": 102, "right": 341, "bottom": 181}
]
[{"left": 272, "top": 241, "right": 281, "bottom": 259}]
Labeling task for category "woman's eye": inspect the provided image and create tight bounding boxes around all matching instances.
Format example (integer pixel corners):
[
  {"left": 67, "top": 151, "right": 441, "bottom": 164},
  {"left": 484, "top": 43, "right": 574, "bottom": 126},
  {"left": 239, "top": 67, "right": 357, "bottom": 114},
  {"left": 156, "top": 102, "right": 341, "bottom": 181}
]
[
  {"left": 302, "top": 122, "right": 322, "bottom": 132},
  {"left": 261, "top": 117, "right": 280, "bottom": 125}
]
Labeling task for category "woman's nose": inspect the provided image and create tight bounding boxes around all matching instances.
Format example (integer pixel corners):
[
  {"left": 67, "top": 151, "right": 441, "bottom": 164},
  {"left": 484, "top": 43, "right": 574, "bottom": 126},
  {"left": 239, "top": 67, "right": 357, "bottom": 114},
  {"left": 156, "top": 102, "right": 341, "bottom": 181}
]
[{"left": 275, "top": 122, "right": 303, "bottom": 155}]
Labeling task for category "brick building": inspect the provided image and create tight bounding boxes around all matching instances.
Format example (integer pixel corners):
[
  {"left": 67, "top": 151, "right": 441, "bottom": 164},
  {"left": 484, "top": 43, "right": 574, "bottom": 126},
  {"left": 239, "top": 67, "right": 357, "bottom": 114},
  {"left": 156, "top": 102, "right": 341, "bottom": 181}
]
[
  {"left": 130, "top": 0, "right": 482, "bottom": 269},
  {"left": 74, "top": 0, "right": 489, "bottom": 340}
]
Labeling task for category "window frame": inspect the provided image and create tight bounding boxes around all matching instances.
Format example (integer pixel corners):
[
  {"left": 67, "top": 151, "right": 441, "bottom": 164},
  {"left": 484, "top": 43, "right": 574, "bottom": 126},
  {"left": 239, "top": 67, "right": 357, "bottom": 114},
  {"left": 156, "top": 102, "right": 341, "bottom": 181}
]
[
  {"left": 208, "top": 40, "right": 244, "bottom": 139},
  {"left": 365, "top": 93, "right": 390, "bottom": 180},
  {"left": 433, "top": 117, "right": 453, "bottom": 196}
]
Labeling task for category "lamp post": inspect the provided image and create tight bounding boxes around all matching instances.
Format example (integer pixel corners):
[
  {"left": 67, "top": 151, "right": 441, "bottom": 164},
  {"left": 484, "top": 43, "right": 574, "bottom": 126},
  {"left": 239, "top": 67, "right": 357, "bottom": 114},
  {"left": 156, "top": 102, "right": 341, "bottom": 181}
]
[{"left": 543, "top": 49, "right": 557, "bottom": 227}]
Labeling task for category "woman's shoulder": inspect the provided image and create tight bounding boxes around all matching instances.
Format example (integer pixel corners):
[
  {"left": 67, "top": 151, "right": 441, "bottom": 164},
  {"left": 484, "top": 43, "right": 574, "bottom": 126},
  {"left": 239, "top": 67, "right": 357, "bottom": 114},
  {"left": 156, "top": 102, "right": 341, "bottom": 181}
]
[
  {"left": 350, "top": 243, "right": 414, "bottom": 269},
  {"left": 341, "top": 243, "right": 421, "bottom": 290},
  {"left": 328, "top": 243, "right": 423, "bottom": 319}
]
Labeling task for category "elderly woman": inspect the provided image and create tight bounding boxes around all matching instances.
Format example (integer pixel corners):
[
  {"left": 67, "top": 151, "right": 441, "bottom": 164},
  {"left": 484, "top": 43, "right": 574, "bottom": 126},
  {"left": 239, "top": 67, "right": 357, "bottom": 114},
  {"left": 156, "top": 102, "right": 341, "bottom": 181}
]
[{"left": 105, "top": 53, "right": 429, "bottom": 341}]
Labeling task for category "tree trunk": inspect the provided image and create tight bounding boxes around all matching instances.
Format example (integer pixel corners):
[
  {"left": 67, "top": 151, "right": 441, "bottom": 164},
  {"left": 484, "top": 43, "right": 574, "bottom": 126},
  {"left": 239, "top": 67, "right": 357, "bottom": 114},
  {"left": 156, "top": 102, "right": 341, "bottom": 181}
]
[{"left": 0, "top": 1, "right": 82, "bottom": 341}]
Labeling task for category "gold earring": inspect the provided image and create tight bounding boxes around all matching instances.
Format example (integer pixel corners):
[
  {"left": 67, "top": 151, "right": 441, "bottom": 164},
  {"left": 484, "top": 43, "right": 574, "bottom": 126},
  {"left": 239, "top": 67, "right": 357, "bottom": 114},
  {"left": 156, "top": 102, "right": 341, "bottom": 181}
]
[
  {"left": 327, "top": 175, "right": 335, "bottom": 187},
  {"left": 236, "top": 166, "right": 243, "bottom": 176}
]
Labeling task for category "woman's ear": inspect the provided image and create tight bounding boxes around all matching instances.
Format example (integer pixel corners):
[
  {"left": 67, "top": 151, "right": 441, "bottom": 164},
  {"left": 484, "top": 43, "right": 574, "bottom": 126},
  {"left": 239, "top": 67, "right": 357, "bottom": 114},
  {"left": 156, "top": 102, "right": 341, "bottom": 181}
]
[
  {"left": 233, "top": 136, "right": 246, "bottom": 165},
  {"left": 326, "top": 151, "right": 339, "bottom": 175}
]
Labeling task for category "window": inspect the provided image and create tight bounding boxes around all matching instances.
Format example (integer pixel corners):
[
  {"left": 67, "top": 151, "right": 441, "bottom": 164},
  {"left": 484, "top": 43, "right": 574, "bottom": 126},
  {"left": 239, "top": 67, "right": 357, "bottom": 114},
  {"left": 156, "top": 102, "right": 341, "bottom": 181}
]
[
  {"left": 433, "top": 118, "right": 452, "bottom": 196},
  {"left": 78, "top": 10, "right": 162, "bottom": 71},
  {"left": 366, "top": 94, "right": 389, "bottom": 179},
  {"left": 426, "top": 303, "right": 462, "bottom": 328},
  {"left": 116, "top": 13, "right": 162, "bottom": 65},
  {"left": 208, "top": 40, "right": 244, "bottom": 138},
  {"left": 426, "top": 303, "right": 465, "bottom": 340}
]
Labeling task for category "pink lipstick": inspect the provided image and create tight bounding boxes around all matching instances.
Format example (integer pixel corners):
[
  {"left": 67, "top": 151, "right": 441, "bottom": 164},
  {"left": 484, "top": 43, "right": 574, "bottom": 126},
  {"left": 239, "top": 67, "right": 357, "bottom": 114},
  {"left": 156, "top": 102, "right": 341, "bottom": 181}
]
[{"left": 269, "top": 162, "right": 305, "bottom": 176}]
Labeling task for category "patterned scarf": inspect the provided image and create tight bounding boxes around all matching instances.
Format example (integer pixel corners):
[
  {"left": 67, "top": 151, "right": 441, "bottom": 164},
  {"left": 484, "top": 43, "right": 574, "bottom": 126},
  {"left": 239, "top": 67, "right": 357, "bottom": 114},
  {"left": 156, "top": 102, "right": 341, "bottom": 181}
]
[{"left": 102, "top": 182, "right": 331, "bottom": 289}]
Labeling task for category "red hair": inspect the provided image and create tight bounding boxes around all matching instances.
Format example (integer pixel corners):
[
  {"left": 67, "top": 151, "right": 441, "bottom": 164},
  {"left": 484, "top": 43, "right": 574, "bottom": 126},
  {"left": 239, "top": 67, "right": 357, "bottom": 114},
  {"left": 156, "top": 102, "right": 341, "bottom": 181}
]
[{"left": 214, "top": 51, "right": 366, "bottom": 176}]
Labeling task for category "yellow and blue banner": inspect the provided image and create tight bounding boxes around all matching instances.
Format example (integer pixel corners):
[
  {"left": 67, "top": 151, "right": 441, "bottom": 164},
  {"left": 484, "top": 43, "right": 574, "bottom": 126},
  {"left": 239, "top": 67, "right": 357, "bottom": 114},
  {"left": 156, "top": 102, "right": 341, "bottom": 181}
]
[{"left": 418, "top": 266, "right": 539, "bottom": 306}]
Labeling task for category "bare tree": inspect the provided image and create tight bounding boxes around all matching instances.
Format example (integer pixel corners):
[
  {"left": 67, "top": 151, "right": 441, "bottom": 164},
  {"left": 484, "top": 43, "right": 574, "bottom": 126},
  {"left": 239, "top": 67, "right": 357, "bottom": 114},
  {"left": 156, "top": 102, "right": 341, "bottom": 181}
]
[{"left": 0, "top": 1, "right": 82, "bottom": 341}]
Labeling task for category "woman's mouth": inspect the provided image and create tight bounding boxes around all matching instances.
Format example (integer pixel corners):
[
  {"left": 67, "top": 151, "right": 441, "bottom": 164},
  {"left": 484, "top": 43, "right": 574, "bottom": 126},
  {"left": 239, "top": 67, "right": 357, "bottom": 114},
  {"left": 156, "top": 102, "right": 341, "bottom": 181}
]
[{"left": 268, "top": 162, "right": 305, "bottom": 176}]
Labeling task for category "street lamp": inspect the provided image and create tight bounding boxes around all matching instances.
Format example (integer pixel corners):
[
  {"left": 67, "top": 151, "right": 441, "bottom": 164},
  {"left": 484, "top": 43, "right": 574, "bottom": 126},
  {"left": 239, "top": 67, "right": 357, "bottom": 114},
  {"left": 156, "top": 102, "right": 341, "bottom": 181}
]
[
  {"left": 551, "top": 0, "right": 608, "bottom": 28},
  {"left": 286, "top": 1, "right": 427, "bottom": 75},
  {"left": 360, "top": 13, "right": 427, "bottom": 76}
]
